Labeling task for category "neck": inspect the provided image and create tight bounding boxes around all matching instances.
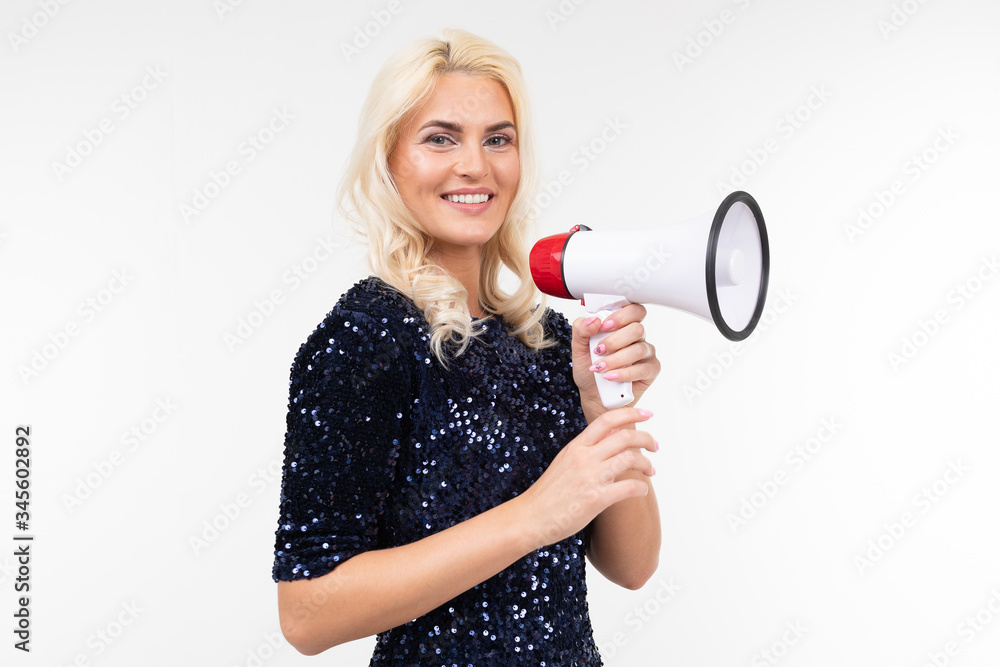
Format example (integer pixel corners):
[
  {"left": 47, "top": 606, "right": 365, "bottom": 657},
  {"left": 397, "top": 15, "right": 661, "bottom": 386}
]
[{"left": 428, "top": 245, "right": 485, "bottom": 318}]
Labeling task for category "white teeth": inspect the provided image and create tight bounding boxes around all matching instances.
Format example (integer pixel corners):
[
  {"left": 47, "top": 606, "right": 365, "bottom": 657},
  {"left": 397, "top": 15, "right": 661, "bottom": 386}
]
[{"left": 445, "top": 194, "right": 490, "bottom": 204}]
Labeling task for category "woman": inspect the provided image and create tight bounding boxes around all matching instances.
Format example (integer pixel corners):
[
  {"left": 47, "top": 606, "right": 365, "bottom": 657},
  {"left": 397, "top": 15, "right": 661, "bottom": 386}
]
[{"left": 272, "top": 29, "right": 661, "bottom": 665}]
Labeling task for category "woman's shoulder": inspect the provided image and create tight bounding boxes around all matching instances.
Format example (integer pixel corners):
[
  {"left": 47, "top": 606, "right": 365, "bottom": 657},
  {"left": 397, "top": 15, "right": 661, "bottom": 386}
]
[
  {"left": 335, "top": 276, "right": 418, "bottom": 317},
  {"left": 315, "top": 276, "right": 419, "bottom": 332},
  {"left": 289, "top": 276, "right": 419, "bottom": 372}
]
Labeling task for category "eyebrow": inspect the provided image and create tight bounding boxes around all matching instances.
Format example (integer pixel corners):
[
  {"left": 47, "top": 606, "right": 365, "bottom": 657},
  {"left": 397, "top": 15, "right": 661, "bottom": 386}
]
[{"left": 418, "top": 120, "right": 516, "bottom": 133}]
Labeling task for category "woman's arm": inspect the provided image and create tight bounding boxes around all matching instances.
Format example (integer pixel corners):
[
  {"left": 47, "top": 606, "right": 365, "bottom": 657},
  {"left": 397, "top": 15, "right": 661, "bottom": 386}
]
[
  {"left": 278, "top": 492, "right": 536, "bottom": 655},
  {"left": 278, "top": 408, "right": 657, "bottom": 655},
  {"left": 570, "top": 307, "right": 663, "bottom": 590},
  {"left": 586, "top": 470, "right": 661, "bottom": 589}
]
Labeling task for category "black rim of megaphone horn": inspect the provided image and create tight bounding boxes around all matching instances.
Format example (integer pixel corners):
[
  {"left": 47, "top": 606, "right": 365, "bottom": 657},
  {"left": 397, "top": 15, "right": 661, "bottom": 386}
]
[{"left": 705, "top": 190, "right": 770, "bottom": 341}]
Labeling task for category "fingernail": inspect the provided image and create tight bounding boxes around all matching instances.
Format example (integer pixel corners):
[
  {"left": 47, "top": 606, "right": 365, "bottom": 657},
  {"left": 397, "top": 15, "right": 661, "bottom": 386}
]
[
  {"left": 649, "top": 464, "right": 657, "bottom": 475},
  {"left": 599, "top": 319, "right": 615, "bottom": 332},
  {"left": 588, "top": 361, "right": 606, "bottom": 372},
  {"left": 594, "top": 344, "right": 606, "bottom": 356},
  {"left": 602, "top": 371, "right": 620, "bottom": 380},
  {"left": 583, "top": 316, "right": 599, "bottom": 327},
  {"left": 654, "top": 440, "right": 660, "bottom": 451},
  {"left": 637, "top": 409, "right": 654, "bottom": 418}
]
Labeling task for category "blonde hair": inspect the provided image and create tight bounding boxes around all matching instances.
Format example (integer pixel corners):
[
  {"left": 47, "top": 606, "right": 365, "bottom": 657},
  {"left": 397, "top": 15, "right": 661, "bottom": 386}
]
[{"left": 337, "top": 28, "right": 554, "bottom": 365}]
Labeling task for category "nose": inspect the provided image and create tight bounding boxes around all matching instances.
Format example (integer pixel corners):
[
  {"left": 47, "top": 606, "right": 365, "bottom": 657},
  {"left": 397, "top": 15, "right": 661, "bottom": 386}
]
[{"left": 454, "top": 143, "right": 489, "bottom": 179}]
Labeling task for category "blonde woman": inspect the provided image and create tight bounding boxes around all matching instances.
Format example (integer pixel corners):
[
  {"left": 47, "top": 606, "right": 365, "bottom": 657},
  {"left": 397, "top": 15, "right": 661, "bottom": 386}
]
[{"left": 273, "top": 29, "right": 662, "bottom": 665}]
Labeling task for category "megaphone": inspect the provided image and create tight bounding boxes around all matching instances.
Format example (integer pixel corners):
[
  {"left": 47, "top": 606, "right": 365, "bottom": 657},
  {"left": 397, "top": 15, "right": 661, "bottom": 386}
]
[{"left": 530, "top": 190, "right": 769, "bottom": 409}]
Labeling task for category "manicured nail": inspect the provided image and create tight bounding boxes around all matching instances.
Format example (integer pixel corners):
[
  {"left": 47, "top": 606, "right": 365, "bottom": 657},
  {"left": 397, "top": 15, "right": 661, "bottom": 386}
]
[
  {"left": 594, "top": 344, "right": 606, "bottom": 356},
  {"left": 653, "top": 440, "right": 660, "bottom": 451},
  {"left": 649, "top": 464, "right": 657, "bottom": 475},
  {"left": 588, "top": 361, "right": 606, "bottom": 372},
  {"left": 637, "top": 409, "right": 654, "bottom": 418},
  {"left": 599, "top": 319, "right": 616, "bottom": 332},
  {"left": 583, "top": 316, "right": 600, "bottom": 327},
  {"left": 602, "top": 371, "right": 620, "bottom": 380}
]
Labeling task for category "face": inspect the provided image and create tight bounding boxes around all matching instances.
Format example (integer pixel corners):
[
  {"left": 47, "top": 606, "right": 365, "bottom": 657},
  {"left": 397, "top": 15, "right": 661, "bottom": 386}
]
[{"left": 389, "top": 73, "right": 520, "bottom": 260}]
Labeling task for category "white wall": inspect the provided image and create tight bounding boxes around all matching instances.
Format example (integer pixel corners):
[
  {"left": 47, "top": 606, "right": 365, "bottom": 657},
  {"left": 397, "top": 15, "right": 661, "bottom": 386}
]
[{"left": 2, "top": 0, "right": 998, "bottom": 664}]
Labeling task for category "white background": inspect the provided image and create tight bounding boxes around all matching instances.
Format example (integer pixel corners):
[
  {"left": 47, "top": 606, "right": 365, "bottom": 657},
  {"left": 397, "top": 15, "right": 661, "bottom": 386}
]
[{"left": 2, "top": 0, "right": 999, "bottom": 665}]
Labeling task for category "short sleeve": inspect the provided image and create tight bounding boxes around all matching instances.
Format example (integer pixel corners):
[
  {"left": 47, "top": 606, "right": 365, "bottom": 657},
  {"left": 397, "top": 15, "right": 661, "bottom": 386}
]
[{"left": 272, "top": 307, "right": 411, "bottom": 581}]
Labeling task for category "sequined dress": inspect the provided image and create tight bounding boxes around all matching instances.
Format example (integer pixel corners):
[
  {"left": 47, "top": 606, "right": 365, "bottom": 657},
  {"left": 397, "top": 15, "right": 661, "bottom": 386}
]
[{"left": 272, "top": 277, "right": 603, "bottom": 666}]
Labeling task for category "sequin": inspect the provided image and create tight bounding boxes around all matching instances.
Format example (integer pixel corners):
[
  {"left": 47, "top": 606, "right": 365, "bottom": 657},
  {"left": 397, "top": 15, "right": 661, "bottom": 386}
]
[{"left": 272, "top": 277, "right": 600, "bottom": 665}]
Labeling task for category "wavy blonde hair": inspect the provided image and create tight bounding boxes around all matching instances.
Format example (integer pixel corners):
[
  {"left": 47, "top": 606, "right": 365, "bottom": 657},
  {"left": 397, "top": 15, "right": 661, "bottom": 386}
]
[{"left": 337, "top": 29, "right": 553, "bottom": 365}]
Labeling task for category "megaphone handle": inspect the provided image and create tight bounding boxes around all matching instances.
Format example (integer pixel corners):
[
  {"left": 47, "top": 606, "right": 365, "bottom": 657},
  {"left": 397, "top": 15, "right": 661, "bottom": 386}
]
[{"left": 589, "top": 307, "right": 634, "bottom": 409}]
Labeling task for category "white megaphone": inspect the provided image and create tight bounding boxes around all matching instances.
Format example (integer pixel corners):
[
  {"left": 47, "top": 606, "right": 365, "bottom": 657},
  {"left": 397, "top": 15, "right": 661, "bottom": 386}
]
[{"left": 530, "top": 190, "right": 770, "bottom": 409}]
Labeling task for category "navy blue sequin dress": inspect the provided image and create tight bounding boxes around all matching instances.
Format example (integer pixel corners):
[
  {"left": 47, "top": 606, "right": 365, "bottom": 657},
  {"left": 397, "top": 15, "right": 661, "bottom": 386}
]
[{"left": 272, "top": 277, "right": 603, "bottom": 666}]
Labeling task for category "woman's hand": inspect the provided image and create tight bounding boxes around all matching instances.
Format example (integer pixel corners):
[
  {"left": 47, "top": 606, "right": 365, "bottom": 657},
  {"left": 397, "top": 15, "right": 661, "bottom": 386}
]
[
  {"left": 571, "top": 304, "right": 662, "bottom": 423},
  {"left": 518, "top": 408, "right": 657, "bottom": 550}
]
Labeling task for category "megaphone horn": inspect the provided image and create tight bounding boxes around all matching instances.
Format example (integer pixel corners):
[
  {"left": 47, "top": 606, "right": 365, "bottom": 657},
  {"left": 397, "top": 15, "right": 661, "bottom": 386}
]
[{"left": 530, "top": 190, "right": 770, "bottom": 408}]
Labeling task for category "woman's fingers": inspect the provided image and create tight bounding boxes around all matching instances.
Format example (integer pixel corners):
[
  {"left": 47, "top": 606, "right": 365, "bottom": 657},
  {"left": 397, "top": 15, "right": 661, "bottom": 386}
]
[
  {"left": 575, "top": 407, "right": 654, "bottom": 447},
  {"left": 523, "top": 407, "right": 657, "bottom": 545},
  {"left": 583, "top": 412, "right": 657, "bottom": 487},
  {"left": 589, "top": 340, "right": 657, "bottom": 379},
  {"left": 593, "top": 429, "right": 657, "bottom": 477},
  {"left": 572, "top": 305, "right": 646, "bottom": 356},
  {"left": 589, "top": 321, "right": 647, "bottom": 358},
  {"left": 602, "top": 476, "right": 652, "bottom": 506}
]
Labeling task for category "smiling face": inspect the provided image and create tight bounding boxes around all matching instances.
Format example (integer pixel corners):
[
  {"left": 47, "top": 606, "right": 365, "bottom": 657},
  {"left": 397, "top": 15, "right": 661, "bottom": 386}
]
[{"left": 389, "top": 73, "right": 520, "bottom": 262}]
